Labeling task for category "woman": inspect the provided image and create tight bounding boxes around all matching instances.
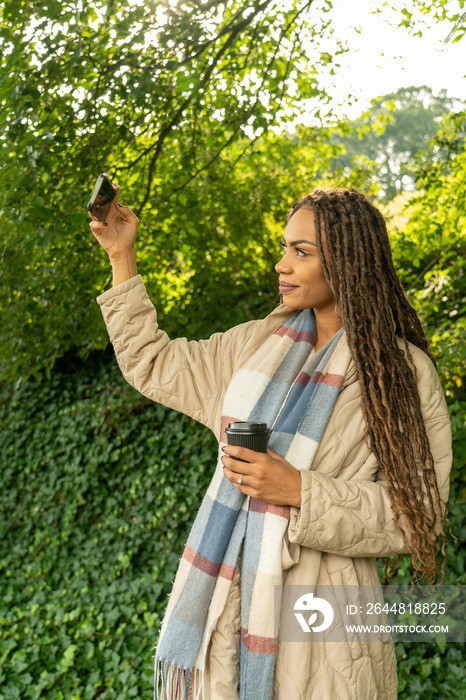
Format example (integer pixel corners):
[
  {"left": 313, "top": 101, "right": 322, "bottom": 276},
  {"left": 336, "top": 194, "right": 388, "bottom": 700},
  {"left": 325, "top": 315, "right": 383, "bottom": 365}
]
[{"left": 92, "top": 186, "right": 452, "bottom": 700}]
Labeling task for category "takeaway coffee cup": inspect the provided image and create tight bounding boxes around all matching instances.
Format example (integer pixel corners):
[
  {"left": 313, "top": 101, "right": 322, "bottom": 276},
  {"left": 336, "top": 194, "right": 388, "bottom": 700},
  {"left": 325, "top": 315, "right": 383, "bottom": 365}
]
[{"left": 225, "top": 421, "right": 269, "bottom": 461}]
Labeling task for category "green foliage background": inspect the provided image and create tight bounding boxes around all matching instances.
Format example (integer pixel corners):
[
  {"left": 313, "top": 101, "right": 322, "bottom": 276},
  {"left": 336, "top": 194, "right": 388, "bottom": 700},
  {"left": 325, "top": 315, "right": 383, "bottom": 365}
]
[
  {"left": 1, "top": 0, "right": 465, "bottom": 698},
  {"left": 0, "top": 353, "right": 217, "bottom": 698},
  {"left": 0, "top": 0, "right": 341, "bottom": 383}
]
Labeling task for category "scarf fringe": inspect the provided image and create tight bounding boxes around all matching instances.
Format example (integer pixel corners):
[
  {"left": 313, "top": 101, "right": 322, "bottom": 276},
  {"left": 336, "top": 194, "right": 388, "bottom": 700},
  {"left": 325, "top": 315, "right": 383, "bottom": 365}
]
[{"left": 155, "top": 660, "right": 205, "bottom": 700}]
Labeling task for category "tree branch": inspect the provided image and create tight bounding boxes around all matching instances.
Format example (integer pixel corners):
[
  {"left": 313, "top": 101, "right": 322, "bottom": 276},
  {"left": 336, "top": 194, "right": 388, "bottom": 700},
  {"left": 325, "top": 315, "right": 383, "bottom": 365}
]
[
  {"left": 134, "top": 0, "right": 275, "bottom": 216},
  {"left": 155, "top": 0, "right": 315, "bottom": 202}
]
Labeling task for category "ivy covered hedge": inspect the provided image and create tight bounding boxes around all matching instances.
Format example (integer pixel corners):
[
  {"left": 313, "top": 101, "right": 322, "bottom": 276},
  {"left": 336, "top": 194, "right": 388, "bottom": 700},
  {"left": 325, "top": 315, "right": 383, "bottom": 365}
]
[
  {"left": 0, "top": 348, "right": 465, "bottom": 699},
  {"left": 0, "top": 351, "right": 217, "bottom": 699}
]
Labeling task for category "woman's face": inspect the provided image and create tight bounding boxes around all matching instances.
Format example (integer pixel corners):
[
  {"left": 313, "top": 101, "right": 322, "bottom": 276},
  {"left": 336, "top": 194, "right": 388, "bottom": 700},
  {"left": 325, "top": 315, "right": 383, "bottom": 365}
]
[{"left": 275, "top": 207, "right": 336, "bottom": 311}]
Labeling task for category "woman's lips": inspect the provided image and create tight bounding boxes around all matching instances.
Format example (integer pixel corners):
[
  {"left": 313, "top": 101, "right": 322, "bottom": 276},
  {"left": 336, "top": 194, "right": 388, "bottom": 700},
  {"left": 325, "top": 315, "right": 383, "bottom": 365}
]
[{"left": 279, "top": 282, "right": 299, "bottom": 294}]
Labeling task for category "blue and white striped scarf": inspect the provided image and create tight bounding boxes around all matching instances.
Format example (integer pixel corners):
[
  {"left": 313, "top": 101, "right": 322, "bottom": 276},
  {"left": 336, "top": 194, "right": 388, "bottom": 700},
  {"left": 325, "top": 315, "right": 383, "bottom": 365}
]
[{"left": 155, "top": 307, "right": 351, "bottom": 699}]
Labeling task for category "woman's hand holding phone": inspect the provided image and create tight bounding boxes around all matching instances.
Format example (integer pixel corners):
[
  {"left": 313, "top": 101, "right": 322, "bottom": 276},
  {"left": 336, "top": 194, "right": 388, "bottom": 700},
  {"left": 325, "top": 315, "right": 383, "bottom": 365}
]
[
  {"left": 90, "top": 184, "right": 139, "bottom": 286},
  {"left": 89, "top": 184, "right": 139, "bottom": 260}
]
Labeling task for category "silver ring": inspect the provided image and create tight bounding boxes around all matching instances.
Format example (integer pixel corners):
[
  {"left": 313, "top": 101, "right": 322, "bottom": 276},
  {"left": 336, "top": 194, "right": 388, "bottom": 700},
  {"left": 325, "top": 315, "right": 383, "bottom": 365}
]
[{"left": 237, "top": 474, "right": 243, "bottom": 486}]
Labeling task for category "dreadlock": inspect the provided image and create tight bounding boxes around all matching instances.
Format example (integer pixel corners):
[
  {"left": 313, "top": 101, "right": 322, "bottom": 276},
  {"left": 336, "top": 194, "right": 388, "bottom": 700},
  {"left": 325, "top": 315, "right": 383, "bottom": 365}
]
[{"left": 286, "top": 187, "right": 453, "bottom": 585}]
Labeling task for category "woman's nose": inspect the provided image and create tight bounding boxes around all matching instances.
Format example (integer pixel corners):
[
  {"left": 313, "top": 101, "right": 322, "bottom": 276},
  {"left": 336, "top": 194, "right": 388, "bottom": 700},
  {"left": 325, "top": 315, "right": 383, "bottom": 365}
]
[{"left": 275, "top": 254, "right": 291, "bottom": 274}]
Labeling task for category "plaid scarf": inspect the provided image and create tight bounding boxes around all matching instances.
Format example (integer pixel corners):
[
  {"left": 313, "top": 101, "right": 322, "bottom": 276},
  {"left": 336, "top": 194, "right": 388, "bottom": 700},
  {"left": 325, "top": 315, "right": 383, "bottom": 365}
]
[{"left": 155, "top": 308, "right": 351, "bottom": 700}]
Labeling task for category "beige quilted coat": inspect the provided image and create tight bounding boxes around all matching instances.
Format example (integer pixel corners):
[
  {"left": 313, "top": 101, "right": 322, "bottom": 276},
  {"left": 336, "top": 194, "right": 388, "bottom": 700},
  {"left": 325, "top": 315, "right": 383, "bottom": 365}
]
[{"left": 97, "top": 274, "right": 452, "bottom": 700}]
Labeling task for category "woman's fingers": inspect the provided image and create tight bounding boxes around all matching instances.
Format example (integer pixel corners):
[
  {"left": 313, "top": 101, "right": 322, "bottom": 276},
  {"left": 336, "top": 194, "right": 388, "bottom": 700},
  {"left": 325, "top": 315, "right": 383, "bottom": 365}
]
[
  {"left": 222, "top": 445, "right": 261, "bottom": 464},
  {"left": 89, "top": 220, "right": 108, "bottom": 237},
  {"left": 115, "top": 201, "right": 139, "bottom": 225},
  {"left": 221, "top": 454, "right": 243, "bottom": 475},
  {"left": 221, "top": 445, "right": 301, "bottom": 506},
  {"left": 223, "top": 465, "right": 249, "bottom": 487},
  {"left": 221, "top": 448, "right": 262, "bottom": 475},
  {"left": 108, "top": 186, "right": 140, "bottom": 225},
  {"left": 221, "top": 449, "right": 264, "bottom": 492}
]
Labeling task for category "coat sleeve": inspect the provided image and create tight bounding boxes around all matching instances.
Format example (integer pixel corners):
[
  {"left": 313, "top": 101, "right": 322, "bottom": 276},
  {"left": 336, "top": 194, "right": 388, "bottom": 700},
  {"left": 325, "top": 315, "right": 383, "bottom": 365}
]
[
  {"left": 96, "top": 274, "right": 262, "bottom": 434},
  {"left": 287, "top": 366, "right": 452, "bottom": 558}
]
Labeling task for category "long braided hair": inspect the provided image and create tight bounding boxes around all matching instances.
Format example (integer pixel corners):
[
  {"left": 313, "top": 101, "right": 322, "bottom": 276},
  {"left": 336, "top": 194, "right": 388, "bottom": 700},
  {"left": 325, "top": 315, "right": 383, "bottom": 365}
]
[{"left": 286, "top": 187, "right": 452, "bottom": 585}]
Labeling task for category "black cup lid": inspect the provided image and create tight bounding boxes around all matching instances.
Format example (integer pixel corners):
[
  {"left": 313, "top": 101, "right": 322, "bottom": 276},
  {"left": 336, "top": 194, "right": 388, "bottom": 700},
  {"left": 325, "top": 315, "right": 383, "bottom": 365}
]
[{"left": 226, "top": 421, "right": 268, "bottom": 432}]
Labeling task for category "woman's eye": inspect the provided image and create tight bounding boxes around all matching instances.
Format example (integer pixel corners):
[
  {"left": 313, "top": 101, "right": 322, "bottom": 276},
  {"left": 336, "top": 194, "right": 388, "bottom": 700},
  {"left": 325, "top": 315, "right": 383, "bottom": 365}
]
[{"left": 279, "top": 241, "right": 307, "bottom": 258}]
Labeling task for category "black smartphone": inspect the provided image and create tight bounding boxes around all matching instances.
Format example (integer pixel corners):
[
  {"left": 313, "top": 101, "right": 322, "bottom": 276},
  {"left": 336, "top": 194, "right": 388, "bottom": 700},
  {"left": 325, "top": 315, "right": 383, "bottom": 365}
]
[{"left": 87, "top": 173, "right": 116, "bottom": 222}]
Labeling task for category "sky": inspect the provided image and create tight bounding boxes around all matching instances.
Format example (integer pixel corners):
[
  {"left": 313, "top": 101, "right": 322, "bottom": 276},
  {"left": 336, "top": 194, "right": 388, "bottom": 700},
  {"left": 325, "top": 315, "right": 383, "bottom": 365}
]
[{"left": 298, "top": 0, "right": 465, "bottom": 122}]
